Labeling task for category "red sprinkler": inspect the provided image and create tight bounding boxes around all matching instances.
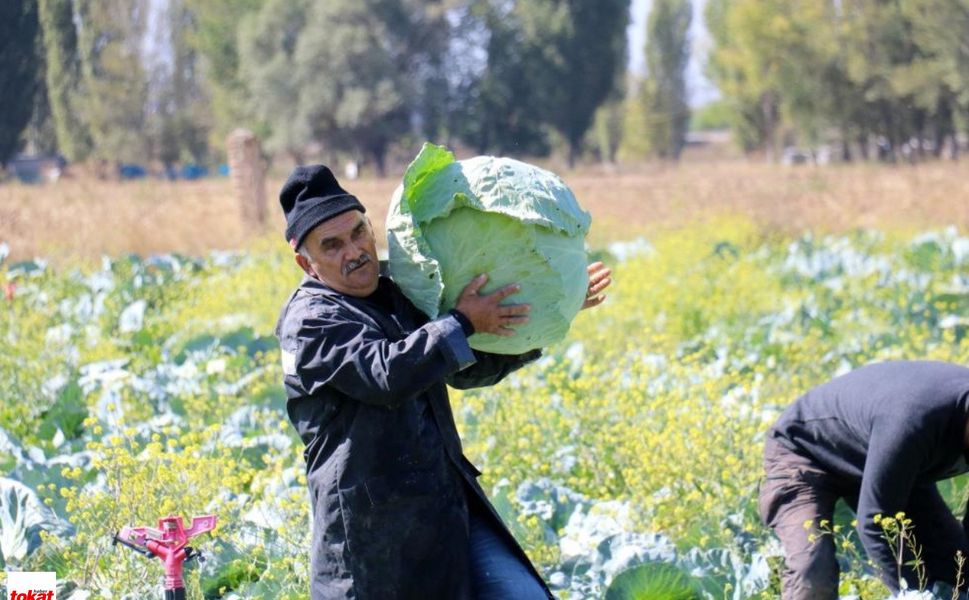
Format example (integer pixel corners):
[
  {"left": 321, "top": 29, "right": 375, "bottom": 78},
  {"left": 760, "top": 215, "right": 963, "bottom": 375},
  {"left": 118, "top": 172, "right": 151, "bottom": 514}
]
[{"left": 113, "top": 514, "right": 217, "bottom": 600}]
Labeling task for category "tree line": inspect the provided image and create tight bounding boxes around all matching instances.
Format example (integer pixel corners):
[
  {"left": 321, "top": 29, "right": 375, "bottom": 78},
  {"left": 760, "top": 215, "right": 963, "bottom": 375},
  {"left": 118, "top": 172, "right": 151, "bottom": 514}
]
[
  {"left": 4, "top": 0, "right": 703, "bottom": 175},
  {"left": 707, "top": 0, "right": 969, "bottom": 162},
  {"left": 4, "top": 0, "right": 966, "bottom": 174}
]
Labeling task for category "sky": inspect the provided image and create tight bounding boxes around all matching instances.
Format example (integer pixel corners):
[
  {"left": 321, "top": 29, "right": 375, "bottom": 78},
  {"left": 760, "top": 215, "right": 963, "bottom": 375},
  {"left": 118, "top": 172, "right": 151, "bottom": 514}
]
[{"left": 627, "top": 0, "right": 720, "bottom": 107}]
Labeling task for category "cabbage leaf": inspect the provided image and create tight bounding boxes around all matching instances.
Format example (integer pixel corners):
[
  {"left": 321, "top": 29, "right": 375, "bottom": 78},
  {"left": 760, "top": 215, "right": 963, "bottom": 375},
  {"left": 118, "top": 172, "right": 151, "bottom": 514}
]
[{"left": 387, "top": 143, "right": 591, "bottom": 354}]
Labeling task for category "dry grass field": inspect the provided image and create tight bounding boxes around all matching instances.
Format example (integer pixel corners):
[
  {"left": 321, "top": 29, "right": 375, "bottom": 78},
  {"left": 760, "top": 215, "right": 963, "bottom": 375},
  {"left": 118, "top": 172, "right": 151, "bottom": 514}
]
[{"left": 2, "top": 159, "right": 968, "bottom": 264}]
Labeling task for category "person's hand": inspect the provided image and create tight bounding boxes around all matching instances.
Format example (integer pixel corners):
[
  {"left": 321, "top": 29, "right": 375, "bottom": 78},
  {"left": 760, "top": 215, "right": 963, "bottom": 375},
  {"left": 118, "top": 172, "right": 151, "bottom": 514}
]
[
  {"left": 581, "top": 261, "right": 612, "bottom": 310},
  {"left": 455, "top": 274, "right": 530, "bottom": 336}
]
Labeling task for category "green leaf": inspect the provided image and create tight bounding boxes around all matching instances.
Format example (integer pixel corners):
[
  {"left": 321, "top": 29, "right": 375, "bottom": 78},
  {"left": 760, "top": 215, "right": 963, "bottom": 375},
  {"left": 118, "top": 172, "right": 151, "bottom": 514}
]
[
  {"left": 605, "top": 562, "right": 703, "bottom": 600},
  {"left": 0, "top": 477, "right": 73, "bottom": 567},
  {"left": 38, "top": 379, "right": 87, "bottom": 442}
]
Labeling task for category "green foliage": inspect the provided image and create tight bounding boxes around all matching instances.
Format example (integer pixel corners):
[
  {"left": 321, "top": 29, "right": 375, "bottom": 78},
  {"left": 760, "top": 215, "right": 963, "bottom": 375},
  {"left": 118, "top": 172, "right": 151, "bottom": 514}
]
[
  {"left": 17, "top": 0, "right": 969, "bottom": 166},
  {"left": 590, "top": 92, "right": 626, "bottom": 164},
  {"left": 38, "top": 0, "right": 92, "bottom": 161},
  {"left": 619, "top": 77, "right": 653, "bottom": 159},
  {"left": 705, "top": 0, "right": 822, "bottom": 158},
  {"left": 36, "top": 0, "right": 213, "bottom": 166},
  {"left": 690, "top": 99, "right": 732, "bottom": 131},
  {"left": 459, "top": 1, "right": 552, "bottom": 157},
  {"left": 238, "top": 0, "right": 423, "bottom": 172},
  {"left": 640, "top": 0, "right": 692, "bottom": 160},
  {"left": 183, "top": 0, "right": 263, "bottom": 151},
  {"left": 236, "top": 0, "right": 313, "bottom": 162},
  {"left": 153, "top": 0, "right": 211, "bottom": 166},
  {"left": 456, "top": 0, "right": 629, "bottom": 163},
  {"left": 75, "top": 0, "right": 151, "bottom": 163},
  {"left": 23, "top": 54, "right": 58, "bottom": 157},
  {"left": 707, "top": 0, "right": 969, "bottom": 160},
  {"left": 605, "top": 563, "right": 701, "bottom": 600},
  {"left": 0, "top": 477, "right": 72, "bottom": 568},
  {"left": 7, "top": 222, "right": 969, "bottom": 596},
  {"left": 0, "top": 0, "right": 42, "bottom": 165},
  {"left": 518, "top": 0, "right": 631, "bottom": 165},
  {"left": 703, "top": 0, "right": 762, "bottom": 153},
  {"left": 37, "top": 379, "right": 87, "bottom": 443}
]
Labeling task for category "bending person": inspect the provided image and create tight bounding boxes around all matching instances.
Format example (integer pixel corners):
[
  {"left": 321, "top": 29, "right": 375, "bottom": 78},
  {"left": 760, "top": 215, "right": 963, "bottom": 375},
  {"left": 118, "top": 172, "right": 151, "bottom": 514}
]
[{"left": 761, "top": 360, "right": 969, "bottom": 598}]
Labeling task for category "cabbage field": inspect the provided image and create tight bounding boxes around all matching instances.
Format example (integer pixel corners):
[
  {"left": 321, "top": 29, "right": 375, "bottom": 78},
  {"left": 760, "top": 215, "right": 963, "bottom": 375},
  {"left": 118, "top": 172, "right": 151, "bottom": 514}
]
[{"left": 3, "top": 219, "right": 969, "bottom": 599}]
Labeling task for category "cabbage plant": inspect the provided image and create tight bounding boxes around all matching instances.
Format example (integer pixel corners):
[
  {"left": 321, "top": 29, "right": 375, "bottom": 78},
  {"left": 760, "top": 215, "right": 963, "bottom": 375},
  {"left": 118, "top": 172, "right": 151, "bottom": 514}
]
[{"left": 387, "top": 143, "right": 591, "bottom": 354}]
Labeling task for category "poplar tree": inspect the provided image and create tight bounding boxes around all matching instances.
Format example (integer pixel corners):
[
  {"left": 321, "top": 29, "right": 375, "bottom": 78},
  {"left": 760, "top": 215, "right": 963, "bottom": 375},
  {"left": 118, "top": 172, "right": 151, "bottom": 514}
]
[
  {"left": 153, "top": 0, "right": 209, "bottom": 167},
  {"left": 516, "top": 0, "right": 630, "bottom": 166},
  {"left": 640, "top": 0, "right": 692, "bottom": 159},
  {"left": 75, "top": 0, "right": 151, "bottom": 163},
  {"left": 184, "top": 0, "right": 263, "bottom": 149},
  {"left": 466, "top": 1, "right": 551, "bottom": 156},
  {"left": 239, "top": 0, "right": 425, "bottom": 173},
  {"left": 38, "top": 0, "right": 91, "bottom": 161},
  {"left": 0, "top": 0, "right": 41, "bottom": 164}
]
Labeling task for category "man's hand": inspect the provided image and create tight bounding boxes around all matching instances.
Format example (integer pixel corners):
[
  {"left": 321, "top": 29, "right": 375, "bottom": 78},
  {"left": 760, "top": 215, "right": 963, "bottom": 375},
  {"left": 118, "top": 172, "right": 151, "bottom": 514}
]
[
  {"left": 581, "top": 261, "right": 612, "bottom": 310},
  {"left": 455, "top": 274, "right": 530, "bottom": 337}
]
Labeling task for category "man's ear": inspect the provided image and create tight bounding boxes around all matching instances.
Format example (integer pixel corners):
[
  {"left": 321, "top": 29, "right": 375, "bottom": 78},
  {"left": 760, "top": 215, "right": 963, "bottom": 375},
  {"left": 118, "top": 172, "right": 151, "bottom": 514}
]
[{"left": 294, "top": 252, "right": 315, "bottom": 278}]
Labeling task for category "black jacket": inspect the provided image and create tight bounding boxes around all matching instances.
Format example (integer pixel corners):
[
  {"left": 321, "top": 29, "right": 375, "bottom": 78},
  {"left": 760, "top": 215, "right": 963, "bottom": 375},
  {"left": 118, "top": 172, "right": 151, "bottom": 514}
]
[
  {"left": 769, "top": 360, "right": 969, "bottom": 589},
  {"left": 275, "top": 273, "right": 551, "bottom": 599}
]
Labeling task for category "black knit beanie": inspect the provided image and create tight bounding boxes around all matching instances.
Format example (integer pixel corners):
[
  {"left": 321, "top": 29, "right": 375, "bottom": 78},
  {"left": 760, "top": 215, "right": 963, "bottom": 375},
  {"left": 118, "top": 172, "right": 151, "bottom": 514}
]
[{"left": 279, "top": 165, "right": 366, "bottom": 249}]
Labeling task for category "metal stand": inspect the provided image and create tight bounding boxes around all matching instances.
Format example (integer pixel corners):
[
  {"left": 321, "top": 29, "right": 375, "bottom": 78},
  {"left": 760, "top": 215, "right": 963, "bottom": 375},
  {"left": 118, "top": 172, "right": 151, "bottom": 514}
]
[{"left": 164, "top": 588, "right": 186, "bottom": 600}]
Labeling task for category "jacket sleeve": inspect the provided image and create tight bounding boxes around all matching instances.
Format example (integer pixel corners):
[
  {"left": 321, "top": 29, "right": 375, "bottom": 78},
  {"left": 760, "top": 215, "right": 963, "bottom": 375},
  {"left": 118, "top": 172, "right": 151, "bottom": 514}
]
[
  {"left": 446, "top": 349, "right": 542, "bottom": 390},
  {"left": 293, "top": 302, "right": 477, "bottom": 407},
  {"left": 854, "top": 417, "right": 931, "bottom": 592}
]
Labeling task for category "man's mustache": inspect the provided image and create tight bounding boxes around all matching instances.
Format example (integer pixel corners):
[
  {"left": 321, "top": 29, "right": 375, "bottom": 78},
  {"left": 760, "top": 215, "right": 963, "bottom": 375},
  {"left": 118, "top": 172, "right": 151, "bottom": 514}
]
[{"left": 343, "top": 253, "right": 373, "bottom": 276}]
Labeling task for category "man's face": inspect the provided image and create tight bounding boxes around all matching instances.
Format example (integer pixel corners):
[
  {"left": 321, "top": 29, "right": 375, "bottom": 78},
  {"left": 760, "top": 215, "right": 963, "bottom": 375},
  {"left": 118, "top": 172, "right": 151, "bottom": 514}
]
[{"left": 295, "top": 210, "right": 379, "bottom": 297}]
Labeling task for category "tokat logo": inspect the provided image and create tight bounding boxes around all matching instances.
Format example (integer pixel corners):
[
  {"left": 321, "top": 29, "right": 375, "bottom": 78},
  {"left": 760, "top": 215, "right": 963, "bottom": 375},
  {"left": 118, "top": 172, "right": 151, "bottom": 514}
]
[
  {"left": 5, "top": 572, "right": 56, "bottom": 600},
  {"left": 9, "top": 593, "right": 54, "bottom": 600}
]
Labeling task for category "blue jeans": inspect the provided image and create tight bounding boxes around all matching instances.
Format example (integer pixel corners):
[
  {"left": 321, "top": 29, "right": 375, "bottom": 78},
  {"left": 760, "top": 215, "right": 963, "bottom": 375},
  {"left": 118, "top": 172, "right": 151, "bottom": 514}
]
[{"left": 468, "top": 503, "right": 549, "bottom": 600}]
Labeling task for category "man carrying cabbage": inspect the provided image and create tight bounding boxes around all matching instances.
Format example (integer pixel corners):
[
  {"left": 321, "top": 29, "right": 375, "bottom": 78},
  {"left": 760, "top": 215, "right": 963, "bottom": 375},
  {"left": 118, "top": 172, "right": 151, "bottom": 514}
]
[{"left": 274, "top": 153, "right": 609, "bottom": 599}]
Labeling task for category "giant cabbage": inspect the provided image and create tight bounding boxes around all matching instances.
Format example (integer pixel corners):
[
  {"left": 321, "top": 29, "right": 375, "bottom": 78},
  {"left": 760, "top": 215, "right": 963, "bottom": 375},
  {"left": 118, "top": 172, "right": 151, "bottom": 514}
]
[{"left": 386, "top": 143, "right": 591, "bottom": 354}]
